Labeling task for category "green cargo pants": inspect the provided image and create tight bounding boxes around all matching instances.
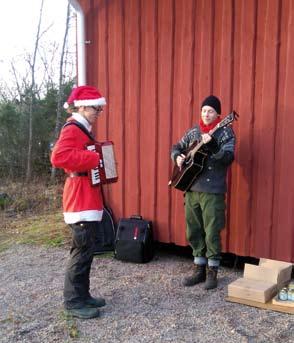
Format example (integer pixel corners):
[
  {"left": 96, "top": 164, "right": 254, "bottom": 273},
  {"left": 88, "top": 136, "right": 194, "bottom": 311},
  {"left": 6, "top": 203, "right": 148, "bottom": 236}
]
[{"left": 184, "top": 191, "right": 226, "bottom": 260}]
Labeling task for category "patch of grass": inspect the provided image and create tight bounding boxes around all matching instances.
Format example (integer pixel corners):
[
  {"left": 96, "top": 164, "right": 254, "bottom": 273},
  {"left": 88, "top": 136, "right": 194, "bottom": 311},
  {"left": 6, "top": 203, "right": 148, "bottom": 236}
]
[
  {"left": 0, "top": 179, "right": 64, "bottom": 215},
  {"left": 0, "top": 179, "right": 68, "bottom": 252},
  {"left": 59, "top": 310, "right": 80, "bottom": 339},
  {"left": 0, "top": 212, "right": 70, "bottom": 252},
  {"left": 0, "top": 194, "right": 12, "bottom": 210},
  {"left": 0, "top": 316, "right": 13, "bottom": 324},
  {"left": 0, "top": 237, "right": 13, "bottom": 253},
  {"left": 0, "top": 309, "right": 31, "bottom": 326},
  {"left": 44, "top": 235, "right": 64, "bottom": 247},
  {"left": 16, "top": 213, "right": 70, "bottom": 246},
  {"left": 94, "top": 251, "right": 114, "bottom": 259}
]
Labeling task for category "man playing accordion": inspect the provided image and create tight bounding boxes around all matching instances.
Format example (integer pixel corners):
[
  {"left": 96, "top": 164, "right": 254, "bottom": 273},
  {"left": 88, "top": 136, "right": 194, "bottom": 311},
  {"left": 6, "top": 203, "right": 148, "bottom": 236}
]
[{"left": 51, "top": 85, "right": 107, "bottom": 319}]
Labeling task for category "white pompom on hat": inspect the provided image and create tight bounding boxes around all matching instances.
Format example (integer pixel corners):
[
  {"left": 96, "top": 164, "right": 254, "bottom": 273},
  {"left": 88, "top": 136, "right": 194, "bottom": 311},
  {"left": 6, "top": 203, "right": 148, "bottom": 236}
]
[{"left": 64, "top": 85, "right": 106, "bottom": 109}]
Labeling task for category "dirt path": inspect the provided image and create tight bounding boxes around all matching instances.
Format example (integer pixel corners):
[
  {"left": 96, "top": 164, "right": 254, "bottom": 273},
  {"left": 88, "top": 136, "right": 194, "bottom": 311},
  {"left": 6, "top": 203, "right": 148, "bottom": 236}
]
[{"left": 0, "top": 244, "right": 293, "bottom": 343}]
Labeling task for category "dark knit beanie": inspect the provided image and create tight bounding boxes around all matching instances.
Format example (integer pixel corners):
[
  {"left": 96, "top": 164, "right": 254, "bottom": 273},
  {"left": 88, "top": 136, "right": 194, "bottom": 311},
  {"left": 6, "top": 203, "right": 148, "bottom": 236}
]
[{"left": 201, "top": 95, "right": 221, "bottom": 114}]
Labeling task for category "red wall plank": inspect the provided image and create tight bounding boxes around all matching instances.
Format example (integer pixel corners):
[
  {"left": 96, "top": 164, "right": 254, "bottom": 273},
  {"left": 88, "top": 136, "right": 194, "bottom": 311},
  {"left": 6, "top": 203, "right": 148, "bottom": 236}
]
[
  {"left": 156, "top": 0, "right": 174, "bottom": 242},
  {"left": 170, "top": 0, "right": 195, "bottom": 245},
  {"left": 250, "top": 0, "right": 280, "bottom": 258},
  {"left": 139, "top": 0, "right": 157, "bottom": 226},
  {"left": 271, "top": 0, "right": 294, "bottom": 261},
  {"left": 229, "top": 0, "right": 257, "bottom": 256},
  {"left": 123, "top": 0, "right": 141, "bottom": 217}
]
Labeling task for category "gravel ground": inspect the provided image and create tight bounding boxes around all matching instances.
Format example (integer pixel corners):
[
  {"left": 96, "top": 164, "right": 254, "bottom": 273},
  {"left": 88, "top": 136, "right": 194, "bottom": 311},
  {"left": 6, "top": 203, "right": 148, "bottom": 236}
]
[{"left": 0, "top": 244, "right": 293, "bottom": 343}]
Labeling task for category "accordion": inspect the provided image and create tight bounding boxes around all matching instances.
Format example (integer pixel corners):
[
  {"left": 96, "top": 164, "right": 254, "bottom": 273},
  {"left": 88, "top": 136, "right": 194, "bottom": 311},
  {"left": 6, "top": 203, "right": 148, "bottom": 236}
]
[{"left": 86, "top": 141, "right": 118, "bottom": 186}]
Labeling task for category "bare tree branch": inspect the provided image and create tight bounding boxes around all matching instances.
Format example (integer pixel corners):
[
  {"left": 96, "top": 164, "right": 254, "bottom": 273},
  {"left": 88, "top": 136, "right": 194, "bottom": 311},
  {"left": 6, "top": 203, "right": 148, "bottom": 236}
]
[
  {"left": 51, "top": 1, "right": 71, "bottom": 180},
  {"left": 26, "top": 0, "right": 45, "bottom": 181}
]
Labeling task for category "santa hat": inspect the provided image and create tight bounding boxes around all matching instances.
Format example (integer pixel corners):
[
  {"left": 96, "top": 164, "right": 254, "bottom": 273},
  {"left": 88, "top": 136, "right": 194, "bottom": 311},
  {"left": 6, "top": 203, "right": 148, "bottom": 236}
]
[{"left": 64, "top": 85, "right": 106, "bottom": 109}]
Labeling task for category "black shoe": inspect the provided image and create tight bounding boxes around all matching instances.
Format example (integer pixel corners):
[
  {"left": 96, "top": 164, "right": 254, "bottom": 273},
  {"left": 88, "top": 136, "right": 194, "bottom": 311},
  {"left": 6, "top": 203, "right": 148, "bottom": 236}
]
[
  {"left": 182, "top": 264, "right": 206, "bottom": 287},
  {"left": 85, "top": 296, "right": 106, "bottom": 308},
  {"left": 204, "top": 266, "right": 218, "bottom": 290},
  {"left": 65, "top": 307, "right": 100, "bottom": 319}
]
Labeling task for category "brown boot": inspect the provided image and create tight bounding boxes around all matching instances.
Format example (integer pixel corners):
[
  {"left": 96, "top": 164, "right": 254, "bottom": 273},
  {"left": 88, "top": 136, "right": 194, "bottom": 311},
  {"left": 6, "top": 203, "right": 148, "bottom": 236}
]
[
  {"left": 182, "top": 264, "right": 206, "bottom": 287},
  {"left": 204, "top": 266, "right": 218, "bottom": 290}
]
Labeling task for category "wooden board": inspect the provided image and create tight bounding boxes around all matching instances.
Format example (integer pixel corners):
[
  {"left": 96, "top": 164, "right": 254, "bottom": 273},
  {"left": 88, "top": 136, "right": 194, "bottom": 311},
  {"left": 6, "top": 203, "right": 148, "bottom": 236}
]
[
  {"left": 226, "top": 296, "right": 294, "bottom": 315},
  {"left": 272, "top": 295, "right": 294, "bottom": 308},
  {"left": 227, "top": 277, "right": 277, "bottom": 303}
]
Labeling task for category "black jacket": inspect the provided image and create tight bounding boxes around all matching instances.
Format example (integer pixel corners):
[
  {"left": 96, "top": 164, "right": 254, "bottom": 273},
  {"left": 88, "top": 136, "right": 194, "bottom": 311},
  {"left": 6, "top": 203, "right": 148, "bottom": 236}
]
[{"left": 171, "top": 125, "right": 235, "bottom": 193}]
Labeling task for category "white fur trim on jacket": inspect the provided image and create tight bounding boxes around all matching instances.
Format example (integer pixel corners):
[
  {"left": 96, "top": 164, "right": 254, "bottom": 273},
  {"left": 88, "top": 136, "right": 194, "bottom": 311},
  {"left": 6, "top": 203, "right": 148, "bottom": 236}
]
[
  {"left": 74, "top": 97, "right": 106, "bottom": 107},
  {"left": 63, "top": 209, "right": 103, "bottom": 224}
]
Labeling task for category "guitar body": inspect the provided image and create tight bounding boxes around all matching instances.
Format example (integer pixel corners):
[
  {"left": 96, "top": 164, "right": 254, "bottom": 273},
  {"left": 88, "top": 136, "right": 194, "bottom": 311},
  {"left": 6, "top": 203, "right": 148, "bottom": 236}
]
[{"left": 169, "top": 149, "right": 208, "bottom": 191}]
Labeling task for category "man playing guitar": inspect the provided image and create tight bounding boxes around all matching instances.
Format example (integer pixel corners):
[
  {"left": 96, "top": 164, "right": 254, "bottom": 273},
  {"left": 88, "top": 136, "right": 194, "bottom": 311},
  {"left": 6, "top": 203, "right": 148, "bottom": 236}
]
[{"left": 171, "top": 95, "right": 236, "bottom": 290}]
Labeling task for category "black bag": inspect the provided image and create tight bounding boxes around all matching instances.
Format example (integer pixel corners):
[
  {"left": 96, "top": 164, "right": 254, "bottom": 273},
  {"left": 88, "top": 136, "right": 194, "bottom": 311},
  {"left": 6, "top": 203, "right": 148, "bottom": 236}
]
[
  {"left": 114, "top": 215, "right": 154, "bottom": 263},
  {"left": 94, "top": 207, "right": 116, "bottom": 254}
]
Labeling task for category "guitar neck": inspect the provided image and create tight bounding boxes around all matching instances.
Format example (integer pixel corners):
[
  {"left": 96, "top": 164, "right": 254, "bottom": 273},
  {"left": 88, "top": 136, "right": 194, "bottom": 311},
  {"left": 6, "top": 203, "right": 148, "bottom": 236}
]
[
  {"left": 186, "top": 111, "right": 238, "bottom": 158},
  {"left": 188, "top": 123, "right": 220, "bottom": 156},
  {"left": 189, "top": 141, "right": 204, "bottom": 156}
]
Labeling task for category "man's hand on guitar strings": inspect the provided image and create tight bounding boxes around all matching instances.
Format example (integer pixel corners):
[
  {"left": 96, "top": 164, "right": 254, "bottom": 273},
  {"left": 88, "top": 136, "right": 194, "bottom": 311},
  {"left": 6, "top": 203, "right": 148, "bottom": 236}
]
[
  {"left": 201, "top": 133, "right": 212, "bottom": 144},
  {"left": 176, "top": 154, "right": 186, "bottom": 169}
]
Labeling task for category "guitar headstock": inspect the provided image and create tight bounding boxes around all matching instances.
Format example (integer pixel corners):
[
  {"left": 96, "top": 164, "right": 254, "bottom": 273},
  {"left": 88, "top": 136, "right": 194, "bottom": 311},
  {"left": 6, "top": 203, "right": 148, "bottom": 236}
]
[{"left": 217, "top": 111, "right": 239, "bottom": 129}]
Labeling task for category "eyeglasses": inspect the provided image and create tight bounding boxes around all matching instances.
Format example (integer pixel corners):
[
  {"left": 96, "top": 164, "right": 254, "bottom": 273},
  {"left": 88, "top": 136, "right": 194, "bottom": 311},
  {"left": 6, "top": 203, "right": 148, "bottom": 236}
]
[{"left": 90, "top": 106, "right": 103, "bottom": 112}]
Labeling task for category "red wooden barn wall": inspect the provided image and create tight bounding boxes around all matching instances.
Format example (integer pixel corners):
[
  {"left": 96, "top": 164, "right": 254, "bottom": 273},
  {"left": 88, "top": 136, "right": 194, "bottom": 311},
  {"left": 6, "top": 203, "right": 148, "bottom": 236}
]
[{"left": 77, "top": 0, "right": 294, "bottom": 262}]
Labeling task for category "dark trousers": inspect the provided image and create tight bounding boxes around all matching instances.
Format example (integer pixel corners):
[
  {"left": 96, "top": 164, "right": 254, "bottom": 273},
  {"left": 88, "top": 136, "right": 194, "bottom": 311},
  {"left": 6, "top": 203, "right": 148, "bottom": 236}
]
[{"left": 64, "top": 221, "right": 97, "bottom": 309}]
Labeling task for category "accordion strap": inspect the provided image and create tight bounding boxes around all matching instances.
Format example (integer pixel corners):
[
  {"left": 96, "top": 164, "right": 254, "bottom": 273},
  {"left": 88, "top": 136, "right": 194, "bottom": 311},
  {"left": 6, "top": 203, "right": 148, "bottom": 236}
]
[{"left": 63, "top": 120, "right": 95, "bottom": 141}]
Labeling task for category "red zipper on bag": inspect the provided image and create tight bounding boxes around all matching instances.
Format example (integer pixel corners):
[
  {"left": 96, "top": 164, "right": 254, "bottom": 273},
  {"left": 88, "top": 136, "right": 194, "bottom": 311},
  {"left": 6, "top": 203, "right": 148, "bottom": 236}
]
[{"left": 133, "top": 226, "right": 139, "bottom": 240}]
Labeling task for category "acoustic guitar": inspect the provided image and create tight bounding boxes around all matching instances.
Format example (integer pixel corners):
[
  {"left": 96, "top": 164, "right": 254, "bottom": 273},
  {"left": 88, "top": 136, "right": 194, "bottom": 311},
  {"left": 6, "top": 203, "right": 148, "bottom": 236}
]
[{"left": 169, "top": 111, "right": 239, "bottom": 192}]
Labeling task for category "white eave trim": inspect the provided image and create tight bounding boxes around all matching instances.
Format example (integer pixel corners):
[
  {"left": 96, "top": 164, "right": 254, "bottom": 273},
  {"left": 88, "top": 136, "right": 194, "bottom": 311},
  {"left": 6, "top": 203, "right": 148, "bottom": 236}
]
[{"left": 68, "top": 0, "right": 86, "bottom": 85}]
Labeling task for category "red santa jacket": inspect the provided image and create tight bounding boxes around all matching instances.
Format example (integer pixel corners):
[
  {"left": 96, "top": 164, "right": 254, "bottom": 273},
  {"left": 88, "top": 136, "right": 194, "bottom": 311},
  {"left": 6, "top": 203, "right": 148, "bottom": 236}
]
[{"left": 51, "top": 116, "right": 103, "bottom": 224}]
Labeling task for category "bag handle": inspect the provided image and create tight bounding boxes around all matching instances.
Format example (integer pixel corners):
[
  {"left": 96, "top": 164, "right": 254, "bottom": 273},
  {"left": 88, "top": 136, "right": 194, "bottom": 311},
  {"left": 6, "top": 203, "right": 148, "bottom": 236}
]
[{"left": 130, "top": 214, "right": 143, "bottom": 220}]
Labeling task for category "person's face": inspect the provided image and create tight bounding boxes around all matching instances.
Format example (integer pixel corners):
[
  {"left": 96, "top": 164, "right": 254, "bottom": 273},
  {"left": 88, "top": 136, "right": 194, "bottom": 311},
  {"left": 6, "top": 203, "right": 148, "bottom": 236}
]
[
  {"left": 79, "top": 106, "right": 103, "bottom": 125},
  {"left": 201, "top": 105, "right": 218, "bottom": 125}
]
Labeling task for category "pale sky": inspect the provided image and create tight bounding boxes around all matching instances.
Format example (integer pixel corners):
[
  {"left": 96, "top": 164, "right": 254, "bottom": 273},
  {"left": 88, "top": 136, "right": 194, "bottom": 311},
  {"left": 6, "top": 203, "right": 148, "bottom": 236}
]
[{"left": 0, "top": 0, "right": 75, "bottom": 87}]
